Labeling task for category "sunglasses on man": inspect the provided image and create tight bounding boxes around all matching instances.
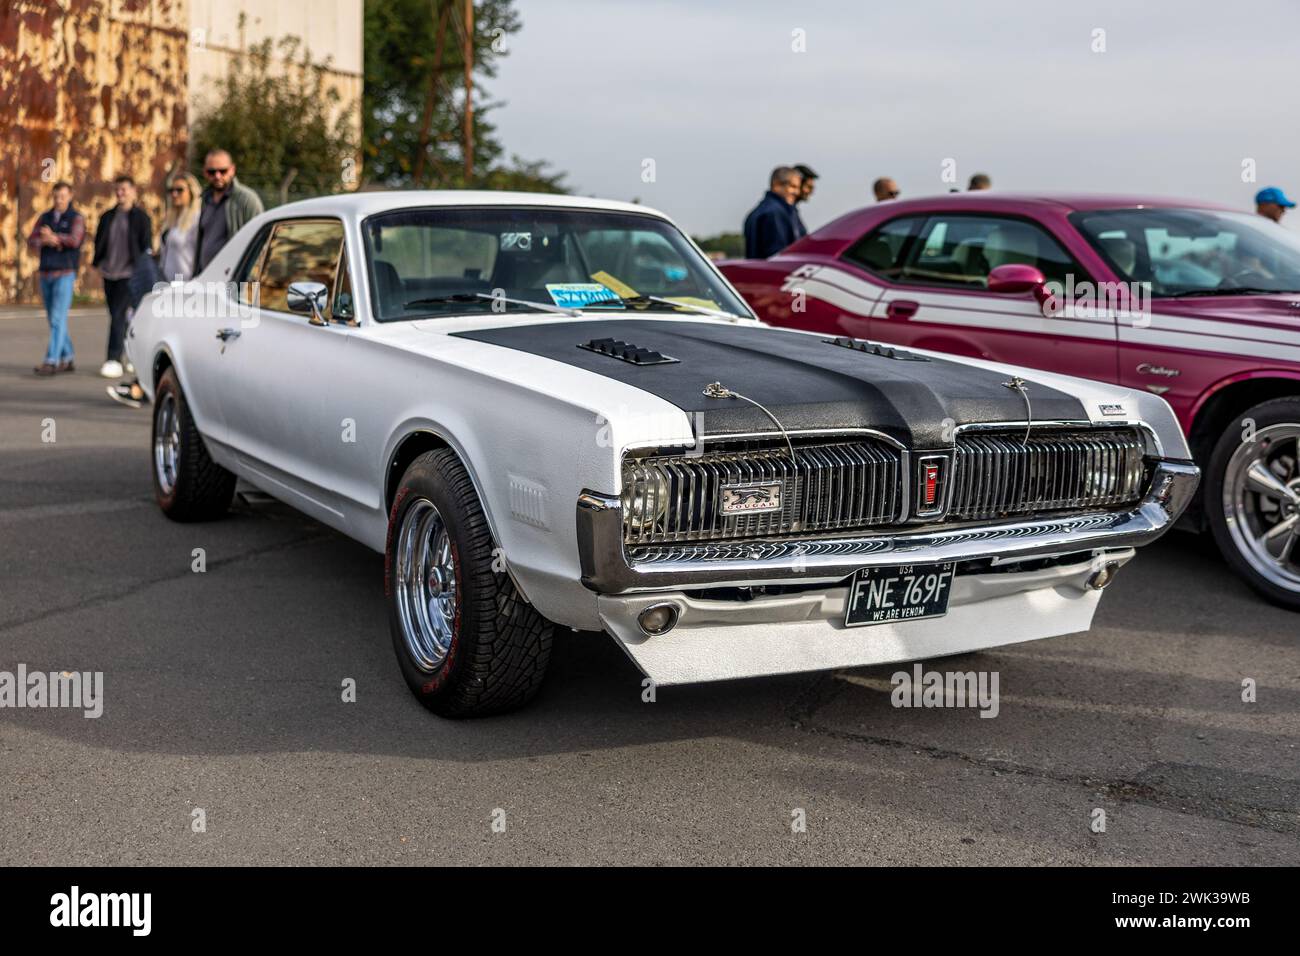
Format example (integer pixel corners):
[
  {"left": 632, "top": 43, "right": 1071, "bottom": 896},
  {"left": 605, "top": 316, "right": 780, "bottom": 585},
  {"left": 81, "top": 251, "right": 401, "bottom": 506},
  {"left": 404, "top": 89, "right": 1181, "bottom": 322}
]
[{"left": 204, "top": 167, "right": 231, "bottom": 176}]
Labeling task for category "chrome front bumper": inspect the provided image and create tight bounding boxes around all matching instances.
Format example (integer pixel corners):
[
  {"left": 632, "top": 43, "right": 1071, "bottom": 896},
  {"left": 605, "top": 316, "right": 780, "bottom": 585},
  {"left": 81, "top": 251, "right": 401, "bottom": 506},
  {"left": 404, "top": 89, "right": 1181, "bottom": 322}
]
[{"left": 576, "top": 460, "right": 1199, "bottom": 594}]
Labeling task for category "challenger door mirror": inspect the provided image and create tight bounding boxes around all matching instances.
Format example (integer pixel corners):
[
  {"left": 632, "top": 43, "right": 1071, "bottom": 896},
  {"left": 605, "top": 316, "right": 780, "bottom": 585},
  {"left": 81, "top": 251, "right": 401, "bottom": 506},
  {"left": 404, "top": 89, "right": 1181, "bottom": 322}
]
[
  {"left": 987, "top": 264, "right": 1052, "bottom": 305},
  {"left": 287, "top": 281, "right": 330, "bottom": 325}
]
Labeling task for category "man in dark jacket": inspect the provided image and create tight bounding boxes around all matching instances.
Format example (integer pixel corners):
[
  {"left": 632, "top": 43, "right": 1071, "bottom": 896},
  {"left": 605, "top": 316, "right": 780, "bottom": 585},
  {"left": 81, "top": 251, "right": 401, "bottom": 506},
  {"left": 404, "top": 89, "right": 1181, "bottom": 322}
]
[
  {"left": 743, "top": 167, "right": 804, "bottom": 259},
  {"left": 27, "top": 181, "right": 87, "bottom": 376},
  {"left": 92, "top": 175, "right": 152, "bottom": 378}
]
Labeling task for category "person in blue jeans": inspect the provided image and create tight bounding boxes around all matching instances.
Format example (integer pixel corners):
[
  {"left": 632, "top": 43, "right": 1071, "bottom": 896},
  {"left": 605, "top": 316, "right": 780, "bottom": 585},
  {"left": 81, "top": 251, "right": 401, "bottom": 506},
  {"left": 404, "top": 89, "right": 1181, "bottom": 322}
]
[{"left": 27, "top": 181, "right": 86, "bottom": 375}]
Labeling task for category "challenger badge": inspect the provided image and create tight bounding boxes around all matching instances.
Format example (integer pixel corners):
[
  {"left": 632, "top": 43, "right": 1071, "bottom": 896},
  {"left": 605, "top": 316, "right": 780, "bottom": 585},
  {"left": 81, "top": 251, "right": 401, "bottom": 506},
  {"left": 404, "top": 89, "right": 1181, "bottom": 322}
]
[{"left": 720, "top": 483, "right": 782, "bottom": 516}]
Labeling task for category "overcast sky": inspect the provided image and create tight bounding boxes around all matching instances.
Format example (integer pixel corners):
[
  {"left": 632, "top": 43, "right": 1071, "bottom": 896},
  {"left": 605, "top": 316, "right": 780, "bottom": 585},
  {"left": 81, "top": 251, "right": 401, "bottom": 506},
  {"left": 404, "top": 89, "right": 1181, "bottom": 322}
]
[{"left": 491, "top": 0, "right": 1300, "bottom": 236}]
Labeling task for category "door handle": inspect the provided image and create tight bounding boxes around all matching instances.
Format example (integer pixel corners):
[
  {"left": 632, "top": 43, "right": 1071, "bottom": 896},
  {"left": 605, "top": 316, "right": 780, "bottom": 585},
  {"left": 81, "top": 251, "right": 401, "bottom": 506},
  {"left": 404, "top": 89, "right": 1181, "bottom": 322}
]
[
  {"left": 886, "top": 299, "right": 919, "bottom": 320},
  {"left": 216, "top": 328, "right": 241, "bottom": 354}
]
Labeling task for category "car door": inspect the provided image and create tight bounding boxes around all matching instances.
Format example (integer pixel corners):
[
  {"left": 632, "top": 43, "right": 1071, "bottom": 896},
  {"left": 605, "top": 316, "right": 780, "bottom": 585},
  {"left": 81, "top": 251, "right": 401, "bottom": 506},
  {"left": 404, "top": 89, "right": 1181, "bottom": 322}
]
[
  {"left": 219, "top": 217, "right": 363, "bottom": 529},
  {"left": 865, "top": 212, "right": 1118, "bottom": 383}
]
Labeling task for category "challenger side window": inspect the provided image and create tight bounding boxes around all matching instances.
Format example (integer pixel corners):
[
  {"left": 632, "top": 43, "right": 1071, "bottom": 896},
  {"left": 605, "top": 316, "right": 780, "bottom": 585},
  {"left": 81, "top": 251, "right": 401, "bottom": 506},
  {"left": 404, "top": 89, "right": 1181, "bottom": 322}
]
[
  {"left": 842, "top": 217, "right": 923, "bottom": 279},
  {"left": 898, "top": 215, "right": 1079, "bottom": 290}
]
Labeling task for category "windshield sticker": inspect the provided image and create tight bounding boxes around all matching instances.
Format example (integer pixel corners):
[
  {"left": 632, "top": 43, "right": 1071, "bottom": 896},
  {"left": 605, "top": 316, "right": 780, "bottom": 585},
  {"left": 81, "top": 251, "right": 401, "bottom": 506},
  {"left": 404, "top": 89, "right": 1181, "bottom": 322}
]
[
  {"left": 589, "top": 270, "right": 638, "bottom": 298},
  {"left": 500, "top": 232, "right": 532, "bottom": 251},
  {"left": 545, "top": 283, "right": 617, "bottom": 309}
]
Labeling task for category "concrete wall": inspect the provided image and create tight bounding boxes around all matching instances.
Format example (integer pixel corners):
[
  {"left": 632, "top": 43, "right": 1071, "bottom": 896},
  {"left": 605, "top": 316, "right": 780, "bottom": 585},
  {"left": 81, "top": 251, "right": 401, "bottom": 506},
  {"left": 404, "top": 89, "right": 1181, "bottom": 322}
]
[{"left": 188, "top": 0, "right": 362, "bottom": 150}]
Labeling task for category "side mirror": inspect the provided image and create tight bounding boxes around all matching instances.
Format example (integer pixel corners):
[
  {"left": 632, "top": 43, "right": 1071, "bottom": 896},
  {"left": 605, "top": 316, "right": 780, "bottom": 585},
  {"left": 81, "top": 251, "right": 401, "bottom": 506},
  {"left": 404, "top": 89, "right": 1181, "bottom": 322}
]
[
  {"left": 987, "top": 264, "right": 1052, "bottom": 305},
  {"left": 287, "top": 281, "right": 329, "bottom": 325}
]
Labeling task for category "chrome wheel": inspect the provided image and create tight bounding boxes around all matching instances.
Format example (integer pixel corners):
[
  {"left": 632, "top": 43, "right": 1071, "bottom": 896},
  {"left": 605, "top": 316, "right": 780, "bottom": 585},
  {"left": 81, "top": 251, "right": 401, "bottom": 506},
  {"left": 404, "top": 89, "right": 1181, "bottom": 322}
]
[
  {"left": 153, "top": 391, "right": 181, "bottom": 496},
  {"left": 1223, "top": 423, "right": 1300, "bottom": 592},
  {"left": 395, "top": 498, "right": 458, "bottom": 672}
]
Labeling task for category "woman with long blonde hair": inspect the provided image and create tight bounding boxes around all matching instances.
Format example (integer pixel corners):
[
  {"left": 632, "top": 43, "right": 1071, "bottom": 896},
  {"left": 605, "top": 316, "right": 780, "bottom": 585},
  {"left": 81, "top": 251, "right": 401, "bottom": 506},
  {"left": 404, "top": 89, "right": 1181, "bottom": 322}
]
[{"left": 158, "top": 171, "right": 203, "bottom": 282}]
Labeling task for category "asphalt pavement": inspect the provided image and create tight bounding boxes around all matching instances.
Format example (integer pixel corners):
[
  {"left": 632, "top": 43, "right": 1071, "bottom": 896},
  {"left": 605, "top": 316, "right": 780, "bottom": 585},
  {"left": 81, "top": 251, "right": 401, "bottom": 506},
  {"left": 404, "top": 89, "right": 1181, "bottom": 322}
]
[{"left": 1, "top": 306, "right": 1297, "bottom": 865}]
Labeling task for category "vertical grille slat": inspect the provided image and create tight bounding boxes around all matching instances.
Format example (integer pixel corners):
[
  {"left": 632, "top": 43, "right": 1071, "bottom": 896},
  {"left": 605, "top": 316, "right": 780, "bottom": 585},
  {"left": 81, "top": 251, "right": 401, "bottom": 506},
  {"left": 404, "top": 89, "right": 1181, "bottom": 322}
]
[{"left": 949, "top": 428, "right": 1147, "bottom": 521}]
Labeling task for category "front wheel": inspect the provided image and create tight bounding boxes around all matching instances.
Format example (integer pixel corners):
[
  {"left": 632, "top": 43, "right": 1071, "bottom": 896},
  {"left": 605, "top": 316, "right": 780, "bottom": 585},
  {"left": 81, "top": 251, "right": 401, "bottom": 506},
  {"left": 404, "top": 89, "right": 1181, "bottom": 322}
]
[
  {"left": 385, "top": 449, "right": 554, "bottom": 717},
  {"left": 152, "top": 367, "right": 236, "bottom": 521},
  {"left": 1206, "top": 397, "right": 1300, "bottom": 610}
]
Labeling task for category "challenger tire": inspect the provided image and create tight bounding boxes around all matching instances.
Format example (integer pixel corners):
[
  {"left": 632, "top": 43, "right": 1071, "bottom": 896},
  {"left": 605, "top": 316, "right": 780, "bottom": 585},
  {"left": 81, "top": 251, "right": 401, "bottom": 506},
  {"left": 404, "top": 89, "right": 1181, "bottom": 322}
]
[
  {"left": 385, "top": 449, "right": 554, "bottom": 716},
  {"left": 1206, "top": 397, "right": 1300, "bottom": 611},
  {"left": 152, "top": 367, "right": 237, "bottom": 522}
]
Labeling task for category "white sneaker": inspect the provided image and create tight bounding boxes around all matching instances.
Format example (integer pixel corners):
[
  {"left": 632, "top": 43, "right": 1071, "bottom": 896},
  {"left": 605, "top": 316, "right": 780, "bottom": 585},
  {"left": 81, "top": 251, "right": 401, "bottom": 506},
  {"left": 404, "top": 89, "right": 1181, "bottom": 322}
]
[{"left": 99, "top": 360, "right": 124, "bottom": 378}]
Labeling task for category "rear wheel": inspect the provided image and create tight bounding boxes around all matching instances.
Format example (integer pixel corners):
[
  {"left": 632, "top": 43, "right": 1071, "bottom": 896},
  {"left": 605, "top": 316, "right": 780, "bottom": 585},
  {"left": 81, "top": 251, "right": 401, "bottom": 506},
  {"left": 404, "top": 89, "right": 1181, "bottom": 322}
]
[
  {"left": 152, "top": 367, "right": 236, "bottom": 521},
  {"left": 385, "top": 449, "right": 553, "bottom": 716},
  {"left": 1206, "top": 397, "right": 1300, "bottom": 610}
]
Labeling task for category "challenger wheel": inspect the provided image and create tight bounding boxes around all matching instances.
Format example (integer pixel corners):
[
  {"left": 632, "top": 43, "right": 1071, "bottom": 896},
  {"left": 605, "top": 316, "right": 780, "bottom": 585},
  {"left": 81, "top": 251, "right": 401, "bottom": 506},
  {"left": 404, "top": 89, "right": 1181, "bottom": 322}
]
[
  {"left": 385, "top": 449, "right": 554, "bottom": 716},
  {"left": 152, "top": 367, "right": 236, "bottom": 521},
  {"left": 1206, "top": 398, "right": 1300, "bottom": 611}
]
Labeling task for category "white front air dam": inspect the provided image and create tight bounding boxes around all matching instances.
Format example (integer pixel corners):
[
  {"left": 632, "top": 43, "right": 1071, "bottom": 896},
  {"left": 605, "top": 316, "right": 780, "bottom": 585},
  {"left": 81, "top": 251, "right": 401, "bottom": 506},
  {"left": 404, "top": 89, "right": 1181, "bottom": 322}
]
[{"left": 597, "top": 554, "right": 1130, "bottom": 685}]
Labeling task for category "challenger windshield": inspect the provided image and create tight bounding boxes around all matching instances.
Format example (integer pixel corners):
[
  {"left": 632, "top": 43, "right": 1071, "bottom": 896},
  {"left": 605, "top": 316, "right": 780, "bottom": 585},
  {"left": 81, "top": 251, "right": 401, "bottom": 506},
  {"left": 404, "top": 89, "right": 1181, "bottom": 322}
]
[
  {"left": 363, "top": 206, "right": 750, "bottom": 321},
  {"left": 1071, "top": 207, "right": 1300, "bottom": 296}
]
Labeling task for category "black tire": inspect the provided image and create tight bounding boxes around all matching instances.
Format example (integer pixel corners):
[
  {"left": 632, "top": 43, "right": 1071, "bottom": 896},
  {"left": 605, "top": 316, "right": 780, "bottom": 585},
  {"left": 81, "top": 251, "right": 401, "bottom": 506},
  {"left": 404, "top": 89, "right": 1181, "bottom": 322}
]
[
  {"left": 1205, "top": 396, "right": 1300, "bottom": 611},
  {"left": 385, "top": 449, "right": 553, "bottom": 717},
  {"left": 152, "top": 367, "right": 236, "bottom": 522}
]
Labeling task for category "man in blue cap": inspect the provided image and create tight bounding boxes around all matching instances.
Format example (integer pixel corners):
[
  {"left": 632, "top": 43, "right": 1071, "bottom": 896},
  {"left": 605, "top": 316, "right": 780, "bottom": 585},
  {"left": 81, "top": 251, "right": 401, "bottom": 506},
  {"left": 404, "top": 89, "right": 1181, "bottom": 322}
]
[{"left": 1255, "top": 186, "right": 1295, "bottom": 223}]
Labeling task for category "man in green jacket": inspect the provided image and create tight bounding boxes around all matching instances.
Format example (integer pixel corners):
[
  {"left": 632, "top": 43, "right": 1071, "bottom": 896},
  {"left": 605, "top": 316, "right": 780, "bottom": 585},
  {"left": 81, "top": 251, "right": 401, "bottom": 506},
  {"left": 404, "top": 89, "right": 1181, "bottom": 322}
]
[{"left": 195, "top": 148, "right": 265, "bottom": 273}]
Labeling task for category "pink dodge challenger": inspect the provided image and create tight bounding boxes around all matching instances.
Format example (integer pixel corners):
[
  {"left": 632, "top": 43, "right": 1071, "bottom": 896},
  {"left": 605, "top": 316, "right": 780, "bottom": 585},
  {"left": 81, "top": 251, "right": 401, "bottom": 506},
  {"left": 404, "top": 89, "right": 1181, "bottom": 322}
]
[{"left": 721, "top": 193, "right": 1300, "bottom": 610}]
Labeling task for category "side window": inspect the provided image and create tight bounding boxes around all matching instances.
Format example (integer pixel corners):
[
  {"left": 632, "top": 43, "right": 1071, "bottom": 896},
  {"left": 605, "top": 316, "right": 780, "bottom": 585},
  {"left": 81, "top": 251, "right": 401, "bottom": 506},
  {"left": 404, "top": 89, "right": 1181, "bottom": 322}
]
[
  {"left": 898, "top": 215, "right": 1079, "bottom": 290},
  {"left": 257, "top": 219, "right": 345, "bottom": 315},
  {"left": 333, "top": 248, "right": 355, "bottom": 322},
  {"left": 235, "top": 226, "right": 272, "bottom": 304},
  {"left": 842, "top": 217, "right": 923, "bottom": 279}
]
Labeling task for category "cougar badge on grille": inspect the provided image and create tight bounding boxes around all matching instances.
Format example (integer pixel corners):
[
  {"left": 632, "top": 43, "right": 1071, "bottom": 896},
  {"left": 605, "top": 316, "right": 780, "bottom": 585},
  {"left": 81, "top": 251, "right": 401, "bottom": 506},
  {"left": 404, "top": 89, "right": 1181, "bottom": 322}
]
[{"left": 720, "top": 483, "right": 782, "bottom": 516}]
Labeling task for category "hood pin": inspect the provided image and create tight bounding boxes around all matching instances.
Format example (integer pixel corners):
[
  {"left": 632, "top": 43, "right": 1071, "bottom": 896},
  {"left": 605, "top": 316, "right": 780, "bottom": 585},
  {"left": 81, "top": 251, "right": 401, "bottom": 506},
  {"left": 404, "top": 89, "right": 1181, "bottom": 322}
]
[{"left": 1002, "top": 376, "right": 1033, "bottom": 445}]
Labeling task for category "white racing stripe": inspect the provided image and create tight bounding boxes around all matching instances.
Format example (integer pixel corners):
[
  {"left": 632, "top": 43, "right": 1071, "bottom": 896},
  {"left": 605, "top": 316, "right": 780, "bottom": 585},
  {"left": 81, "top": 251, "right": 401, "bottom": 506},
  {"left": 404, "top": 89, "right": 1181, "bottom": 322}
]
[{"left": 791, "top": 262, "right": 1300, "bottom": 361}]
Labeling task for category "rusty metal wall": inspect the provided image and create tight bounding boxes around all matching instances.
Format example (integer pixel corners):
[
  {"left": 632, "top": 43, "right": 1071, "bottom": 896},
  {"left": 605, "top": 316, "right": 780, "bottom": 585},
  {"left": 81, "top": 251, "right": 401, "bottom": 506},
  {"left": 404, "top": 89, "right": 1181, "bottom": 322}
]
[{"left": 0, "top": 0, "right": 190, "bottom": 304}]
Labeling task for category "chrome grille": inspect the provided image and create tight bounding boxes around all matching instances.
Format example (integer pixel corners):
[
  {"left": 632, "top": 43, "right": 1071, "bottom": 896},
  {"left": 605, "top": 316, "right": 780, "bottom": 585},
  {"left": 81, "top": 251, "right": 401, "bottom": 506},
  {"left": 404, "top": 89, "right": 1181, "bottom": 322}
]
[
  {"left": 622, "top": 438, "right": 904, "bottom": 545},
  {"left": 950, "top": 428, "right": 1147, "bottom": 520}
]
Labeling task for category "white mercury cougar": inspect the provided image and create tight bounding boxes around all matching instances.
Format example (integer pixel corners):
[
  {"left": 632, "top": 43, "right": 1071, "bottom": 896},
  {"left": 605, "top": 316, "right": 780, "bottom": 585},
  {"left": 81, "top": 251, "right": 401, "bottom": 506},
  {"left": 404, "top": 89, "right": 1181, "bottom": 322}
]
[{"left": 130, "top": 192, "right": 1198, "bottom": 717}]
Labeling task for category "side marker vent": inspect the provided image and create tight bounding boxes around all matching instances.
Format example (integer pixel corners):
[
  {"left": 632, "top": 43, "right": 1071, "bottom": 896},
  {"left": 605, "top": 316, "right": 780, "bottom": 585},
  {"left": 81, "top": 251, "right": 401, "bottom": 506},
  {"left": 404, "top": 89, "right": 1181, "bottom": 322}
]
[
  {"left": 579, "top": 337, "right": 679, "bottom": 366},
  {"left": 826, "top": 336, "right": 929, "bottom": 361}
]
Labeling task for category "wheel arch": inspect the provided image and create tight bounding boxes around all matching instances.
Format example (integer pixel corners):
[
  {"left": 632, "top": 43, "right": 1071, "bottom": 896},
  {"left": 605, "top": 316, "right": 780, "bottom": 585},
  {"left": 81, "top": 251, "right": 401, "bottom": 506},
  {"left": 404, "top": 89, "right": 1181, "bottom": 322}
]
[
  {"left": 151, "top": 344, "right": 176, "bottom": 389},
  {"left": 385, "top": 428, "right": 454, "bottom": 517},
  {"left": 383, "top": 426, "right": 534, "bottom": 604},
  {"left": 1188, "top": 372, "right": 1300, "bottom": 464}
]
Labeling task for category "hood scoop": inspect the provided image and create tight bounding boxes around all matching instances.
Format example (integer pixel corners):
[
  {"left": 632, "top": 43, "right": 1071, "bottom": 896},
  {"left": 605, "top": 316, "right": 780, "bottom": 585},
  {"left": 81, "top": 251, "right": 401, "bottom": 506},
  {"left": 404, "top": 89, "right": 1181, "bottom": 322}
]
[
  {"left": 579, "top": 337, "right": 679, "bottom": 366},
  {"left": 826, "top": 336, "right": 929, "bottom": 362}
]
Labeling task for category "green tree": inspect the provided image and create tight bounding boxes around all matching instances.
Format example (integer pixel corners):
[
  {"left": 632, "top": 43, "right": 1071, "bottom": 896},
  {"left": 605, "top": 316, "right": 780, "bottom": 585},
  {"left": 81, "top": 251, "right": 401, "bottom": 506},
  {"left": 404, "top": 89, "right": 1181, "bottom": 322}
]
[
  {"left": 693, "top": 232, "right": 746, "bottom": 259},
  {"left": 364, "top": 0, "right": 566, "bottom": 192},
  {"left": 190, "top": 28, "right": 360, "bottom": 205}
]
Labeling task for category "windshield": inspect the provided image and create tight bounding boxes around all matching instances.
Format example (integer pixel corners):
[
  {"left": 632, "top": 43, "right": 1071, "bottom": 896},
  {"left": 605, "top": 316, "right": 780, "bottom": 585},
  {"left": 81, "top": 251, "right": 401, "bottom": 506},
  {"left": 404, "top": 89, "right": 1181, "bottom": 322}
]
[
  {"left": 1071, "top": 207, "right": 1300, "bottom": 296},
  {"left": 362, "top": 206, "right": 750, "bottom": 321}
]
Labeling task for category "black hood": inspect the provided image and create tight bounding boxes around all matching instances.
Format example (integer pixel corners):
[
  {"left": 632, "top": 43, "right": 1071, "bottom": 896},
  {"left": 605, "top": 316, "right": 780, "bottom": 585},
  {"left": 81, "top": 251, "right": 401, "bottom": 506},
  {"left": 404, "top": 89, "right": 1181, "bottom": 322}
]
[{"left": 452, "top": 320, "right": 1088, "bottom": 448}]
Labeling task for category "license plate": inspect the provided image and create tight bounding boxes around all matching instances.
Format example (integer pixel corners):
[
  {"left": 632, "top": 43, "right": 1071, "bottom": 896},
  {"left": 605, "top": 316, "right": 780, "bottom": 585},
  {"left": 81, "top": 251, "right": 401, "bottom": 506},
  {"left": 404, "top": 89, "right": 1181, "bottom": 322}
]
[{"left": 844, "top": 561, "right": 955, "bottom": 627}]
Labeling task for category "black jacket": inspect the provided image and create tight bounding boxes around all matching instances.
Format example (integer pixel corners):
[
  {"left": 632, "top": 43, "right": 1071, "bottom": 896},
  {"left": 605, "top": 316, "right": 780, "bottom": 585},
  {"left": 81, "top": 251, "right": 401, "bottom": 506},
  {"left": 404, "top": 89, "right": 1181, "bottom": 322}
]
[{"left": 92, "top": 204, "right": 153, "bottom": 270}]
